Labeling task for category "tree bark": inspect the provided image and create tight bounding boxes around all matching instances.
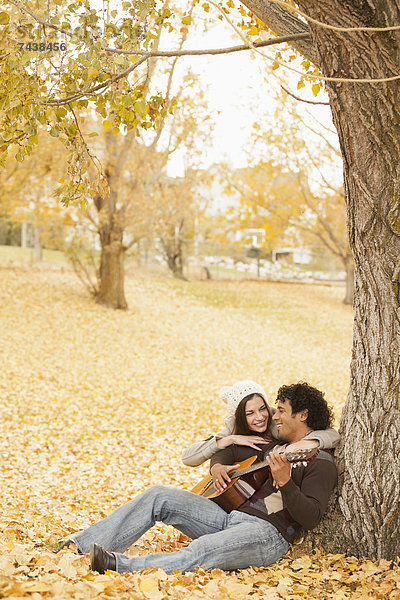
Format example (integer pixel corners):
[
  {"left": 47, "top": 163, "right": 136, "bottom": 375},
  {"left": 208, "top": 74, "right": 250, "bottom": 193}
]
[
  {"left": 168, "top": 256, "right": 186, "bottom": 279},
  {"left": 242, "top": 0, "right": 400, "bottom": 559},
  {"left": 343, "top": 255, "right": 354, "bottom": 306},
  {"left": 96, "top": 217, "right": 127, "bottom": 310},
  {"left": 163, "top": 238, "right": 187, "bottom": 279}
]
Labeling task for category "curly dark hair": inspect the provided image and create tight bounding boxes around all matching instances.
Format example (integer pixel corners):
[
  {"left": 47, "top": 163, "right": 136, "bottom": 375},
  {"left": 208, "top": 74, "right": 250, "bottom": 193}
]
[{"left": 276, "top": 382, "right": 333, "bottom": 430}]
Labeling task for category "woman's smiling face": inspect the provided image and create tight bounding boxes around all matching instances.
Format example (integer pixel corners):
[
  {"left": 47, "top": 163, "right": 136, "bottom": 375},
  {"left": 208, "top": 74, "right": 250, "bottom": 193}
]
[{"left": 245, "top": 394, "right": 270, "bottom": 433}]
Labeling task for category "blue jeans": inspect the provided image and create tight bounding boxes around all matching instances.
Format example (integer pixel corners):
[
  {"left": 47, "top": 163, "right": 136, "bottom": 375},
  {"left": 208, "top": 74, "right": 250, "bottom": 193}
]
[{"left": 72, "top": 485, "right": 289, "bottom": 574}]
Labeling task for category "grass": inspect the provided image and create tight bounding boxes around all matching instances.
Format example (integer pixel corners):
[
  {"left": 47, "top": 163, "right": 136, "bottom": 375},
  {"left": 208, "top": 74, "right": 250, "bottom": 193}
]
[
  {"left": 0, "top": 244, "right": 68, "bottom": 264},
  {"left": 166, "top": 276, "right": 346, "bottom": 310}
]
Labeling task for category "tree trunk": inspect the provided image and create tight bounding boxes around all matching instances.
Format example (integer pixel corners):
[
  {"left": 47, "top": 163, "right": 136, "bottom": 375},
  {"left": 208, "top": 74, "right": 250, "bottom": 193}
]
[
  {"left": 96, "top": 215, "right": 127, "bottom": 310},
  {"left": 33, "top": 224, "right": 42, "bottom": 262},
  {"left": 93, "top": 130, "right": 132, "bottom": 310},
  {"left": 292, "top": 0, "right": 400, "bottom": 559},
  {"left": 161, "top": 227, "right": 187, "bottom": 280},
  {"left": 343, "top": 255, "right": 354, "bottom": 306},
  {"left": 166, "top": 245, "right": 186, "bottom": 279},
  {"left": 21, "top": 220, "right": 28, "bottom": 248}
]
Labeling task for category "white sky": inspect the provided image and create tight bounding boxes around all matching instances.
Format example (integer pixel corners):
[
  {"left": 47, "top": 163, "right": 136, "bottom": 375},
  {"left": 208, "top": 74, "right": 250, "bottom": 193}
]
[
  {"left": 161, "top": 12, "right": 339, "bottom": 179},
  {"left": 30, "top": 0, "right": 340, "bottom": 181},
  {"left": 25, "top": 0, "right": 341, "bottom": 188}
]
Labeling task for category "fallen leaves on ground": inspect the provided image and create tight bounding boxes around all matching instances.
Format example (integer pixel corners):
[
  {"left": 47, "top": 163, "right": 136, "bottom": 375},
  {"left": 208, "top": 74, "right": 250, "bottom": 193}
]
[{"left": 0, "top": 265, "right": 397, "bottom": 599}]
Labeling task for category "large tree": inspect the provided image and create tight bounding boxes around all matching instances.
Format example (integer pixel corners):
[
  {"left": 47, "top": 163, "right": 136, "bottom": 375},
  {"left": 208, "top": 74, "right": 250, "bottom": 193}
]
[{"left": 239, "top": 0, "right": 400, "bottom": 560}]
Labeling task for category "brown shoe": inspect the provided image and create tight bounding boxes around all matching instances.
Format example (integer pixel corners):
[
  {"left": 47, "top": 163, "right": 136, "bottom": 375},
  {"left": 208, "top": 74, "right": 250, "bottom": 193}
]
[{"left": 89, "top": 543, "right": 116, "bottom": 574}]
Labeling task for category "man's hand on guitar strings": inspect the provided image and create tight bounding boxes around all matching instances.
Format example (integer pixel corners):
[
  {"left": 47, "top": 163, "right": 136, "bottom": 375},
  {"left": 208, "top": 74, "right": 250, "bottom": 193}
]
[
  {"left": 210, "top": 463, "right": 240, "bottom": 492},
  {"left": 266, "top": 450, "right": 292, "bottom": 489}
]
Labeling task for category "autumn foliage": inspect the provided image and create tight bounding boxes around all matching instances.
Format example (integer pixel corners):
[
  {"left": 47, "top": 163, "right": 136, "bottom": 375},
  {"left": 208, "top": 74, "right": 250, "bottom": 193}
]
[{"left": 0, "top": 264, "right": 398, "bottom": 598}]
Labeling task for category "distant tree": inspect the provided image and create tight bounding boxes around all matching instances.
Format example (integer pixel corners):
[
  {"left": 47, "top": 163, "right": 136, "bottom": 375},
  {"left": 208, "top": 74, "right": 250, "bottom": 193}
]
[
  {"left": 150, "top": 171, "right": 207, "bottom": 279},
  {"left": 0, "top": 132, "right": 68, "bottom": 259},
  {"left": 227, "top": 98, "right": 353, "bottom": 303},
  {"left": 65, "top": 65, "right": 211, "bottom": 307}
]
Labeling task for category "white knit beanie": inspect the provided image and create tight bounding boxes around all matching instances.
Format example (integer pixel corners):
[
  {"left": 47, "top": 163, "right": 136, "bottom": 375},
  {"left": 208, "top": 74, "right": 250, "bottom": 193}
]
[{"left": 219, "top": 380, "right": 268, "bottom": 416}]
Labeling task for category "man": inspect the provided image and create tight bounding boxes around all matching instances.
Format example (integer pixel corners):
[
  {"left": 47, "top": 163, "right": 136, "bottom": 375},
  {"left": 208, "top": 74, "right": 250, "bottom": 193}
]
[{"left": 62, "top": 382, "right": 337, "bottom": 574}]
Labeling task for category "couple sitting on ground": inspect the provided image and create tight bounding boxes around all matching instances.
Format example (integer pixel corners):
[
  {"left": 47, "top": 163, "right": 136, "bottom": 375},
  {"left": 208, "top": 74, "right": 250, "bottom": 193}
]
[{"left": 55, "top": 380, "right": 338, "bottom": 574}]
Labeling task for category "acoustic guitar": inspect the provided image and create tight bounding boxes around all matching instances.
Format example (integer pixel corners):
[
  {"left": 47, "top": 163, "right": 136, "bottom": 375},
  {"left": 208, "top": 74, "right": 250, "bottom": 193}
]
[{"left": 191, "top": 447, "right": 318, "bottom": 513}]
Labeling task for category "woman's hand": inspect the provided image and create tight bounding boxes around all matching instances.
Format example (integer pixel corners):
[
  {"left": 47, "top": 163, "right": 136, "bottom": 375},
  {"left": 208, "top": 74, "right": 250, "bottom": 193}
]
[
  {"left": 216, "top": 435, "right": 271, "bottom": 451},
  {"left": 210, "top": 463, "right": 240, "bottom": 492}
]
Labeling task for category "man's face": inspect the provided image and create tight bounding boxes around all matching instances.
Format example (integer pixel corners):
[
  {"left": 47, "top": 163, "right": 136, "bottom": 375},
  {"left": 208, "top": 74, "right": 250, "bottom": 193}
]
[{"left": 272, "top": 398, "right": 307, "bottom": 442}]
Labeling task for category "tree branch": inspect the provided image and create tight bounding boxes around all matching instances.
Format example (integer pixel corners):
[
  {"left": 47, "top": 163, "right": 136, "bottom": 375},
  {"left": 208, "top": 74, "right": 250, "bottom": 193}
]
[
  {"left": 67, "top": 103, "right": 103, "bottom": 176},
  {"left": 40, "top": 34, "right": 310, "bottom": 106},
  {"left": 301, "top": 225, "right": 344, "bottom": 260},
  {"left": 239, "top": 0, "right": 318, "bottom": 65},
  {"left": 306, "top": 151, "right": 345, "bottom": 196},
  {"left": 281, "top": 85, "right": 329, "bottom": 106},
  {"left": 296, "top": 116, "right": 342, "bottom": 157},
  {"left": 298, "top": 177, "right": 345, "bottom": 255},
  {"left": 124, "top": 234, "right": 146, "bottom": 251},
  {"left": 43, "top": 56, "right": 148, "bottom": 105},
  {"left": 106, "top": 33, "right": 311, "bottom": 57},
  {"left": 8, "top": 0, "right": 74, "bottom": 38},
  {"left": 147, "top": 9, "right": 190, "bottom": 151}
]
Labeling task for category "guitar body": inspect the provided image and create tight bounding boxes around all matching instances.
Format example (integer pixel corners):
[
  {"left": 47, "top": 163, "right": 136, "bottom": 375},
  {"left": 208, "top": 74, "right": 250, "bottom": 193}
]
[
  {"left": 190, "top": 447, "right": 317, "bottom": 513},
  {"left": 191, "top": 456, "right": 270, "bottom": 513}
]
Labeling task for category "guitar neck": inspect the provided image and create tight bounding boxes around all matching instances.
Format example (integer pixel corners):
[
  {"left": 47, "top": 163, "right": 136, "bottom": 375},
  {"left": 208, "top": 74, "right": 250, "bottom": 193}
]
[
  {"left": 233, "top": 452, "right": 275, "bottom": 478},
  {"left": 233, "top": 447, "right": 316, "bottom": 478}
]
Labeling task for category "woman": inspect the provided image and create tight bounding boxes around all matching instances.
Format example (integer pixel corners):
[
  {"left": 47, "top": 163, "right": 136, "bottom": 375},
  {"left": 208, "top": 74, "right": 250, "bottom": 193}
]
[{"left": 181, "top": 380, "right": 339, "bottom": 469}]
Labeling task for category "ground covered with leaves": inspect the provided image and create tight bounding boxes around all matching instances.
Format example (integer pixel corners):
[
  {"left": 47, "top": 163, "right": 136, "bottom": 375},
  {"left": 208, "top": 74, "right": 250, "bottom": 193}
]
[{"left": 0, "top": 265, "right": 398, "bottom": 599}]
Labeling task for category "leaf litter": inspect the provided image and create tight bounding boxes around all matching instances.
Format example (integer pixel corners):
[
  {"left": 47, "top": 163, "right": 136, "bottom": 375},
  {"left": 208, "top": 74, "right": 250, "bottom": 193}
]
[{"left": 0, "top": 266, "right": 398, "bottom": 599}]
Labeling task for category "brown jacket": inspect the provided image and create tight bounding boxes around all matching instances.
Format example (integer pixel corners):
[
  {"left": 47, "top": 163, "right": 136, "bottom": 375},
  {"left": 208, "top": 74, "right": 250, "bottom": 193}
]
[{"left": 210, "top": 442, "right": 337, "bottom": 543}]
